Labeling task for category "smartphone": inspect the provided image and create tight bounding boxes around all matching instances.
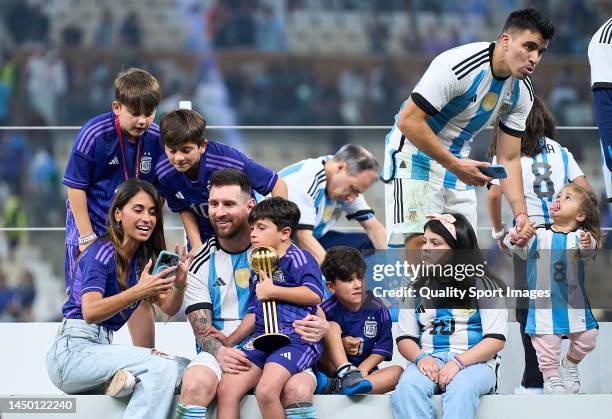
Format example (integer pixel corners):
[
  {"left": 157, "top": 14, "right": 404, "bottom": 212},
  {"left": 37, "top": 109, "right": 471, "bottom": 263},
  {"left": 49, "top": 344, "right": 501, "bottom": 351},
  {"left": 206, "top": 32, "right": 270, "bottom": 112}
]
[
  {"left": 479, "top": 164, "right": 507, "bottom": 179},
  {"left": 153, "top": 251, "right": 179, "bottom": 276}
]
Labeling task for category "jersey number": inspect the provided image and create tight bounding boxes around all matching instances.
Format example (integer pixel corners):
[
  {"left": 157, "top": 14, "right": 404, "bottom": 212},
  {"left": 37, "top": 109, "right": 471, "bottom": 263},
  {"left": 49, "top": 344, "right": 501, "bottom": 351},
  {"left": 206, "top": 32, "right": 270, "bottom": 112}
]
[
  {"left": 531, "top": 162, "right": 554, "bottom": 199},
  {"left": 430, "top": 319, "right": 455, "bottom": 336}
]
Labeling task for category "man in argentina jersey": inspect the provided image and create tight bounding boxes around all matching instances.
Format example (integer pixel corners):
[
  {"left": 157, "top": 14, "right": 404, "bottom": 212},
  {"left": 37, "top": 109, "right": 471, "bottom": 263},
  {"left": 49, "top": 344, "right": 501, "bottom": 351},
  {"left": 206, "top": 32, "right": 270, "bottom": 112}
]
[
  {"left": 155, "top": 109, "right": 285, "bottom": 251},
  {"left": 589, "top": 16, "right": 612, "bottom": 201},
  {"left": 180, "top": 171, "right": 325, "bottom": 419},
  {"left": 280, "top": 144, "right": 386, "bottom": 264},
  {"left": 383, "top": 8, "right": 555, "bottom": 250}
]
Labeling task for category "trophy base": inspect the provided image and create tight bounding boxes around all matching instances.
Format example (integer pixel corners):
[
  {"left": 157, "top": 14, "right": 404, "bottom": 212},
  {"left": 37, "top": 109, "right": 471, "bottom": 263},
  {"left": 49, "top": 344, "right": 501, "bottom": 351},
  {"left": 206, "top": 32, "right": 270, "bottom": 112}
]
[{"left": 253, "top": 333, "right": 291, "bottom": 353}]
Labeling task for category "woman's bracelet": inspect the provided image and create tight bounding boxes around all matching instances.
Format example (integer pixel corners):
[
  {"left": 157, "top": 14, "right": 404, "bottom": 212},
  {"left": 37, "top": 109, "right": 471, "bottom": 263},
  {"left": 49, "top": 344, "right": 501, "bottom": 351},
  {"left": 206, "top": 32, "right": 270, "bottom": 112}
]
[
  {"left": 414, "top": 352, "right": 433, "bottom": 365},
  {"left": 119, "top": 291, "right": 128, "bottom": 306},
  {"left": 77, "top": 232, "right": 97, "bottom": 246},
  {"left": 452, "top": 356, "right": 466, "bottom": 370}
]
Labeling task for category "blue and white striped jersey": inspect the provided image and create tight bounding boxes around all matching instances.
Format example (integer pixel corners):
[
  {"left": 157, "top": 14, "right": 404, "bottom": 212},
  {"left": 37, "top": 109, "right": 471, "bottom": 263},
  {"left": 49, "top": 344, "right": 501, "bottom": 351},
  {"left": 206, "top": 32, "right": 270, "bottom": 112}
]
[
  {"left": 280, "top": 156, "right": 374, "bottom": 237},
  {"left": 491, "top": 137, "right": 583, "bottom": 225},
  {"left": 383, "top": 42, "right": 534, "bottom": 190},
  {"left": 397, "top": 277, "right": 507, "bottom": 369},
  {"left": 184, "top": 238, "right": 254, "bottom": 342},
  {"left": 507, "top": 228, "right": 598, "bottom": 336}
]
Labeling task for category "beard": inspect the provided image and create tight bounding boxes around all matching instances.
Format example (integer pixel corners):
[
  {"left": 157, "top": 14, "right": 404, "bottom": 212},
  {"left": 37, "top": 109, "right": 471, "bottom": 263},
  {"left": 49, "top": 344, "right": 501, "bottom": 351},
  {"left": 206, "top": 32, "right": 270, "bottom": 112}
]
[{"left": 212, "top": 218, "right": 247, "bottom": 240}]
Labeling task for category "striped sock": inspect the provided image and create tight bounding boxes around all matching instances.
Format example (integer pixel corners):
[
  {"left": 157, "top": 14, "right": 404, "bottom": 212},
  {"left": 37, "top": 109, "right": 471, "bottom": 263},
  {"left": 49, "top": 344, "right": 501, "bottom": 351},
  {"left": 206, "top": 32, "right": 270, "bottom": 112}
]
[
  {"left": 285, "top": 401, "right": 316, "bottom": 419},
  {"left": 175, "top": 403, "right": 207, "bottom": 419}
]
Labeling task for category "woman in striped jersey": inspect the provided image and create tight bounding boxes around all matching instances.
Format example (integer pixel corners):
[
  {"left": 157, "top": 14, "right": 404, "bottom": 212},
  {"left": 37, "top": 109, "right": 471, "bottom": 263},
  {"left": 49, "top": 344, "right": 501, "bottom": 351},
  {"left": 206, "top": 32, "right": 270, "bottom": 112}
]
[{"left": 505, "top": 184, "right": 600, "bottom": 394}]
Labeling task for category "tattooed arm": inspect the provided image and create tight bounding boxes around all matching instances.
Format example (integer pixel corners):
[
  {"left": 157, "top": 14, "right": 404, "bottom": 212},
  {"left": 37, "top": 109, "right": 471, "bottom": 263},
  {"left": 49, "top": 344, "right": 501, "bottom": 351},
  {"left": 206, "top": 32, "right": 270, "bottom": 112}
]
[
  {"left": 186, "top": 308, "right": 222, "bottom": 356},
  {"left": 186, "top": 307, "right": 251, "bottom": 374}
]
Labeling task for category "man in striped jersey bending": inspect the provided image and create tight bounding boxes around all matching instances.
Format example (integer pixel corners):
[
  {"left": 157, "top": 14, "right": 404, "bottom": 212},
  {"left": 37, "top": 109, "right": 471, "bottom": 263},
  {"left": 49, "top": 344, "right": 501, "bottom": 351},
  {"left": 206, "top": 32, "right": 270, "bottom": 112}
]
[{"left": 383, "top": 8, "right": 555, "bottom": 251}]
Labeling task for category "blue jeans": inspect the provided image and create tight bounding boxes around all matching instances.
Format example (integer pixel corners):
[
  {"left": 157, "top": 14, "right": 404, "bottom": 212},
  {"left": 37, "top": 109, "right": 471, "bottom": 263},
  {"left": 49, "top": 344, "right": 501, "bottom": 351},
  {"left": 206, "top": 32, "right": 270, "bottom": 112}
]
[
  {"left": 46, "top": 319, "right": 186, "bottom": 419},
  {"left": 391, "top": 352, "right": 496, "bottom": 419}
]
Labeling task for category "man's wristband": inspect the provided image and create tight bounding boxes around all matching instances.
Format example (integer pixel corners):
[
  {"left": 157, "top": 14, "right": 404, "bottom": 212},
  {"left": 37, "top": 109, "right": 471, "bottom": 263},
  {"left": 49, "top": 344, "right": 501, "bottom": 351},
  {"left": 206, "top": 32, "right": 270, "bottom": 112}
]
[
  {"left": 78, "top": 233, "right": 97, "bottom": 246},
  {"left": 452, "top": 356, "right": 466, "bottom": 370},
  {"left": 414, "top": 352, "right": 433, "bottom": 365},
  {"left": 514, "top": 211, "right": 528, "bottom": 219},
  {"left": 173, "top": 284, "right": 186, "bottom": 292}
]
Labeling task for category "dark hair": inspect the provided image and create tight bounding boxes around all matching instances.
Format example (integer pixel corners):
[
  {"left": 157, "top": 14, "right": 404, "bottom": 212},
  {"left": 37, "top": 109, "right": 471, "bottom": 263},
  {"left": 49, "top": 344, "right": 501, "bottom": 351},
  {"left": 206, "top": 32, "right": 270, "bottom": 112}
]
[
  {"left": 415, "top": 213, "right": 503, "bottom": 308},
  {"left": 321, "top": 246, "right": 366, "bottom": 284},
  {"left": 114, "top": 68, "right": 160, "bottom": 115},
  {"left": 106, "top": 179, "right": 166, "bottom": 290},
  {"left": 486, "top": 96, "right": 558, "bottom": 161},
  {"left": 502, "top": 7, "right": 555, "bottom": 40},
  {"left": 160, "top": 109, "right": 207, "bottom": 147},
  {"left": 209, "top": 169, "right": 252, "bottom": 196},
  {"left": 248, "top": 197, "right": 300, "bottom": 235},
  {"left": 564, "top": 184, "right": 601, "bottom": 244}
]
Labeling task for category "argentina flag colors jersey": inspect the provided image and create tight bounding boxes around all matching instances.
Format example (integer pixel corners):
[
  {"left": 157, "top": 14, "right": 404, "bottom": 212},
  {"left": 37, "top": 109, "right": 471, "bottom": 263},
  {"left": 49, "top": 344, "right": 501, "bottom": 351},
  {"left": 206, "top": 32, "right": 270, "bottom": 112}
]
[
  {"left": 280, "top": 156, "right": 374, "bottom": 238},
  {"left": 491, "top": 137, "right": 584, "bottom": 225},
  {"left": 184, "top": 237, "right": 254, "bottom": 348},
  {"left": 397, "top": 277, "right": 508, "bottom": 370},
  {"left": 383, "top": 42, "right": 534, "bottom": 190},
  {"left": 508, "top": 228, "right": 598, "bottom": 336}
]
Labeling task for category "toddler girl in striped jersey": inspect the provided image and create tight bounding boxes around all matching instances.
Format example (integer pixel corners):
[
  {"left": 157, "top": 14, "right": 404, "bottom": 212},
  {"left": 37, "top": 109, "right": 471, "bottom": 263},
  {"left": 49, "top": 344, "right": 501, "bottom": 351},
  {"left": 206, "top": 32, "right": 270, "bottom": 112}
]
[{"left": 506, "top": 183, "right": 600, "bottom": 394}]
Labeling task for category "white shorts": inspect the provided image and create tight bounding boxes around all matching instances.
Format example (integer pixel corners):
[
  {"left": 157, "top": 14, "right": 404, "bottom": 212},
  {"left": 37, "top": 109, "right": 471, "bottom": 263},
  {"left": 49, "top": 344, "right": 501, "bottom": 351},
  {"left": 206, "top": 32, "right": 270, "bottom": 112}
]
[
  {"left": 185, "top": 351, "right": 223, "bottom": 382},
  {"left": 384, "top": 178, "right": 477, "bottom": 247}
]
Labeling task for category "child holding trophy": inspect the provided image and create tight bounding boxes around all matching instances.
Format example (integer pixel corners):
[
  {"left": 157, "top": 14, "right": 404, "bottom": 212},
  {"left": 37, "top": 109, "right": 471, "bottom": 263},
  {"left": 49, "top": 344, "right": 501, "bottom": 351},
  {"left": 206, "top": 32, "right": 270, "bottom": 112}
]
[{"left": 216, "top": 197, "right": 324, "bottom": 419}]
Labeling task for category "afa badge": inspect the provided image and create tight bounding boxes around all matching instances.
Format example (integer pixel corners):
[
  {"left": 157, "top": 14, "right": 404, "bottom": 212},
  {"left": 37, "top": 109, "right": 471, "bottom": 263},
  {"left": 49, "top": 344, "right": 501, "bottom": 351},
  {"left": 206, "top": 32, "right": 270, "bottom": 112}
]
[
  {"left": 482, "top": 92, "right": 498, "bottom": 112},
  {"left": 235, "top": 268, "right": 251, "bottom": 289},
  {"left": 140, "top": 156, "right": 152, "bottom": 174},
  {"left": 364, "top": 320, "right": 378, "bottom": 338}
]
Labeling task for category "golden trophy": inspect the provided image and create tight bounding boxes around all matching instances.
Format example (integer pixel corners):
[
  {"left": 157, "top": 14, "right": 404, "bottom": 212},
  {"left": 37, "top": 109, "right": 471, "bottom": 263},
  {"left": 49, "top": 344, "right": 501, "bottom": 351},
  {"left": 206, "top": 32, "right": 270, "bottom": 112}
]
[{"left": 249, "top": 246, "right": 291, "bottom": 352}]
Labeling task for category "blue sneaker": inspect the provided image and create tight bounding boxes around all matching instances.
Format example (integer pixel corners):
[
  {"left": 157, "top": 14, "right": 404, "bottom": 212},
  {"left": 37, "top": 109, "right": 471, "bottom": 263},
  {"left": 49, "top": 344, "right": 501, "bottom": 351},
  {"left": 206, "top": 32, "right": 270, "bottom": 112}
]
[
  {"left": 339, "top": 368, "right": 372, "bottom": 395},
  {"left": 315, "top": 371, "right": 340, "bottom": 394}
]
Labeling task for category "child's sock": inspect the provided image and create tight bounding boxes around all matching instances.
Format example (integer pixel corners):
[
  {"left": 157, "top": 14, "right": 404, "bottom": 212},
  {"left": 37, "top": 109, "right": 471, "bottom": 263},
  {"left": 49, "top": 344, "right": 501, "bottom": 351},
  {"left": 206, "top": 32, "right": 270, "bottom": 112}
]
[
  {"left": 285, "top": 401, "right": 316, "bottom": 419},
  {"left": 175, "top": 403, "right": 207, "bottom": 419}
]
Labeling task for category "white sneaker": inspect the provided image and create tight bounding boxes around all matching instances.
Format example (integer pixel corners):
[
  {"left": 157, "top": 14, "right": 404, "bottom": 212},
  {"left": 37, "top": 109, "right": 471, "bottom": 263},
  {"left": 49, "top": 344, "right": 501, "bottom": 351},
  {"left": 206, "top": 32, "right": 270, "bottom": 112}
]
[
  {"left": 543, "top": 376, "right": 566, "bottom": 394},
  {"left": 105, "top": 369, "right": 137, "bottom": 397},
  {"left": 559, "top": 358, "right": 580, "bottom": 394},
  {"left": 514, "top": 385, "right": 544, "bottom": 395}
]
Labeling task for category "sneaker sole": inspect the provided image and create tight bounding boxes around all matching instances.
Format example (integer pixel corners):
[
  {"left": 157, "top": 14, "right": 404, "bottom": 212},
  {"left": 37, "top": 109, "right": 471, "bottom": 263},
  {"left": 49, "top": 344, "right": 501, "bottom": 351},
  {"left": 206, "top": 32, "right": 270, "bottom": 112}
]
[{"left": 105, "top": 370, "right": 136, "bottom": 397}]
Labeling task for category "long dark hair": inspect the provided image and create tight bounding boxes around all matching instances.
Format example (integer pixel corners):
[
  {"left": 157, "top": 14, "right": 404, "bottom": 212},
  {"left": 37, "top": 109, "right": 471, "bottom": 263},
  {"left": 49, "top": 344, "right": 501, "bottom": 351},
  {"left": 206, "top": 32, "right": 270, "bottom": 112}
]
[
  {"left": 106, "top": 179, "right": 166, "bottom": 290},
  {"left": 413, "top": 213, "right": 500, "bottom": 308},
  {"left": 486, "top": 96, "right": 558, "bottom": 161}
]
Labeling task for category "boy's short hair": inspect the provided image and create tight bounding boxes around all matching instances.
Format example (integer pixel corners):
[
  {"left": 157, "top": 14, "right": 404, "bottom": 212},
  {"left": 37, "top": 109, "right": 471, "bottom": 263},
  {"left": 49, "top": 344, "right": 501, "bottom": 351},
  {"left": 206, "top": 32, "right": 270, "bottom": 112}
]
[
  {"left": 321, "top": 246, "right": 366, "bottom": 283},
  {"left": 160, "top": 109, "right": 207, "bottom": 147},
  {"left": 502, "top": 7, "right": 555, "bottom": 40},
  {"left": 114, "top": 68, "right": 160, "bottom": 115},
  {"left": 248, "top": 197, "right": 300, "bottom": 234},
  {"left": 209, "top": 169, "right": 252, "bottom": 196}
]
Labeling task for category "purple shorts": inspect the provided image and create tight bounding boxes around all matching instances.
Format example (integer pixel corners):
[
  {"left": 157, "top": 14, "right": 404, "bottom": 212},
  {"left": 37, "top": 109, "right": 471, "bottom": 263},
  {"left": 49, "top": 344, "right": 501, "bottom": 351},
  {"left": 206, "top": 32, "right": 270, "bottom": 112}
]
[{"left": 241, "top": 335, "right": 322, "bottom": 375}]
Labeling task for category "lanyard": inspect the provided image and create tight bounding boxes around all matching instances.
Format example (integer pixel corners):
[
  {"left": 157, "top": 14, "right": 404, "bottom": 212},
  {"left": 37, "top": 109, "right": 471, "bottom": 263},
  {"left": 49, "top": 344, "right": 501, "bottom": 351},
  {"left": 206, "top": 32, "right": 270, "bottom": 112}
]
[{"left": 114, "top": 115, "right": 141, "bottom": 180}]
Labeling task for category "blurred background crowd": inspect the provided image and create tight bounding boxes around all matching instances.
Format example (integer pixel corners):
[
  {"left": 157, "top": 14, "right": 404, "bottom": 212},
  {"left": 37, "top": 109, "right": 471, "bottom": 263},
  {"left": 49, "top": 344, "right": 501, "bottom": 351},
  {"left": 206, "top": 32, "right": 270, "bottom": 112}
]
[{"left": 1, "top": 0, "right": 611, "bottom": 321}]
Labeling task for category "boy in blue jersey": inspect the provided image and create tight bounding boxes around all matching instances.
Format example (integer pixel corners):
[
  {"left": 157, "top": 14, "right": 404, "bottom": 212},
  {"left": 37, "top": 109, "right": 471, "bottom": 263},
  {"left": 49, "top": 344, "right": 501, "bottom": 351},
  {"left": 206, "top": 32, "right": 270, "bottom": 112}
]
[
  {"left": 317, "top": 246, "right": 403, "bottom": 395},
  {"left": 63, "top": 68, "right": 165, "bottom": 349},
  {"left": 216, "top": 197, "right": 323, "bottom": 419},
  {"left": 63, "top": 68, "right": 164, "bottom": 290},
  {"left": 156, "top": 109, "right": 287, "bottom": 250}
]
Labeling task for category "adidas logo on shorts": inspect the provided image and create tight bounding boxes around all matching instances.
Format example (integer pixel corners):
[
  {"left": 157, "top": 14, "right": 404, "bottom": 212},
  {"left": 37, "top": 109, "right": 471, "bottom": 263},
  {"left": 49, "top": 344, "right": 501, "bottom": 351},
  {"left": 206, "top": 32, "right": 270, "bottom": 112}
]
[
  {"left": 280, "top": 352, "right": 292, "bottom": 360},
  {"left": 108, "top": 156, "right": 119, "bottom": 165}
]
